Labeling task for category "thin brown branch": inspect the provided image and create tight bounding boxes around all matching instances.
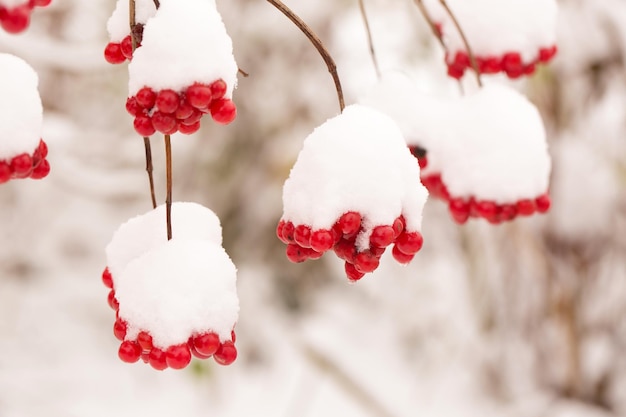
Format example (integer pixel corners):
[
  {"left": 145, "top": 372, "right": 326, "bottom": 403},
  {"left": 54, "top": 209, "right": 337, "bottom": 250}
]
[
  {"left": 438, "top": 0, "right": 483, "bottom": 87},
  {"left": 358, "top": 0, "right": 380, "bottom": 79},
  {"left": 266, "top": 0, "right": 345, "bottom": 112},
  {"left": 143, "top": 137, "right": 157, "bottom": 209},
  {"left": 153, "top": 0, "right": 160, "bottom": 8},
  {"left": 238, "top": 68, "right": 250, "bottom": 77},
  {"left": 165, "top": 134, "right": 173, "bottom": 240},
  {"left": 414, "top": 0, "right": 446, "bottom": 50}
]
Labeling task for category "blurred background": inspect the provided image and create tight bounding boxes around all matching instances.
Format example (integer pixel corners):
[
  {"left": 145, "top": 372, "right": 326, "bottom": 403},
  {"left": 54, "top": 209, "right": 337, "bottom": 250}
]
[{"left": 0, "top": 0, "right": 625, "bottom": 416}]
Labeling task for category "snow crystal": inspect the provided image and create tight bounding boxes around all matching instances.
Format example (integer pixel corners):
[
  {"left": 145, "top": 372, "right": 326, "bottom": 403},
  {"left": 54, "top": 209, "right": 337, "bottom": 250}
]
[
  {"left": 423, "top": 0, "right": 558, "bottom": 61},
  {"left": 282, "top": 104, "right": 429, "bottom": 247},
  {"left": 128, "top": 0, "right": 237, "bottom": 97},
  {"left": 361, "top": 75, "right": 551, "bottom": 203},
  {"left": 116, "top": 239, "right": 239, "bottom": 348},
  {"left": 0, "top": 53, "right": 43, "bottom": 160},
  {"left": 106, "top": 0, "right": 157, "bottom": 43},
  {"left": 105, "top": 202, "right": 223, "bottom": 280}
]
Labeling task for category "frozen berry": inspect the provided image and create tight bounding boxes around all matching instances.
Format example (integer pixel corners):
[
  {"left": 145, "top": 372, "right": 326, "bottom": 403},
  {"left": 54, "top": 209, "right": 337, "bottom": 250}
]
[
  {"left": 148, "top": 348, "right": 168, "bottom": 371},
  {"left": 370, "top": 225, "right": 395, "bottom": 248},
  {"left": 0, "top": 162, "right": 11, "bottom": 184},
  {"left": 134, "top": 115, "right": 155, "bottom": 136},
  {"left": 151, "top": 111, "right": 177, "bottom": 134},
  {"left": 118, "top": 341, "right": 142, "bottom": 363},
  {"left": 135, "top": 87, "right": 156, "bottom": 109},
  {"left": 392, "top": 244, "right": 415, "bottom": 264},
  {"left": 210, "top": 80, "right": 227, "bottom": 100},
  {"left": 334, "top": 238, "right": 356, "bottom": 262},
  {"left": 178, "top": 121, "right": 200, "bottom": 135},
  {"left": 476, "top": 201, "right": 498, "bottom": 222},
  {"left": 113, "top": 318, "right": 127, "bottom": 341},
  {"left": 175, "top": 100, "right": 194, "bottom": 120},
  {"left": 166, "top": 344, "right": 192, "bottom": 369},
  {"left": 156, "top": 90, "right": 180, "bottom": 114},
  {"left": 354, "top": 251, "right": 379, "bottom": 273},
  {"left": 213, "top": 341, "right": 237, "bottom": 366},
  {"left": 137, "top": 331, "right": 153, "bottom": 351},
  {"left": 210, "top": 98, "right": 237, "bottom": 125},
  {"left": 294, "top": 225, "right": 312, "bottom": 248},
  {"left": 516, "top": 199, "right": 536, "bottom": 216},
  {"left": 30, "top": 159, "right": 50, "bottom": 179},
  {"left": 345, "top": 262, "right": 365, "bottom": 281},
  {"left": 395, "top": 231, "right": 423, "bottom": 255},
  {"left": 449, "top": 198, "right": 470, "bottom": 224},
  {"left": 102, "top": 267, "right": 113, "bottom": 289},
  {"left": 104, "top": 43, "right": 125, "bottom": 64},
  {"left": 392, "top": 217, "right": 405, "bottom": 238},
  {"left": 337, "top": 212, "right": 361, "bottom": 236},
  {"left": 125, "top": 97, "right": 142, "bottom": 116},
  {"left": 107, "top": 290, "right": 119, "bottom": 311},
  {"left": 181, "top": 109, "right": 202, "bottom": 126},
  {"left": 10, "top": 154, "right": 32, "bottom": 176},
  {"left": 193, "top": 332, "right": 220, "bottom": 356},
  {"left": 0, "top": 5, "right": 31, "bottom": 33},
  {"left": 286, "top": 244, "right": 309, "bottom": 263},
  {"left": 536, "top": 194, "right": 551, "bottom": 213},
  {"left": 281, "top": 221, "right": 295, "bottom": 243},
  {"left": 120, "top": 36, "right": 133, "bottom": 60},
  {"left": 500, "top": 204, "right": 518, "bottom": 221},
  {"left": 310, "top": 230, "right": 334, "bottom": 253},
  {"left": 186, "top": 83, "right": 212, "bottom": 109}
]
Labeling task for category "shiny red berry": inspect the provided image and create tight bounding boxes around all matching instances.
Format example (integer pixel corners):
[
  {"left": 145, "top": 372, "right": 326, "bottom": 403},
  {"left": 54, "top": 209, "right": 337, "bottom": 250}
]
[
  {"left": 137, "top": 331, "right": 153, "bottom": 351},
  {"left": 345, "top": 262, "right": 365, "bottom": 281},
  {"left": 125, "top": 96, "right": 142, "bottom": 116},
  {"left": 178, "top": 121, "right": 200, "bottom": 135},
  {"left": 156, "top": 90, "right": 180, "bottom": 114},
  {"left": 102, "top": 267, "right": 113, "bottom": 288},
  {"left": 392, "top": 244, "right": 415, "bottom": 264},
  {"left": 118, "top": 341, "right": 142, "bottom": 363},
  {"left": 113, "top": 318, "right": 127, "bottom": 341},
  {"left": 166, "top": 344, "right": 192, "bottom": 369},
  {"left": 149, "top": 348, "right": 168, "bottom": 370},
  {"left": 120, "top": 36, "right": 133, "bottom": 60},
  {"left": 175, "top": 100, "right": 194, "bottom": 120},
  {"left": 536, "top": 194, "right": 551, "bottom": 213},
  {"left": 193, "top": 332, "right": 220, "bottom": 356},
  {"left": 133, "top": 115, "right": 155, "bottom": 136},
  {"left": 10, "top": 154, "right": 32, "bottom": 176},
  {"left": 185, "top": 83, "right": 212, "bottom": 109},
  {"left": 104, "top": 43, "right": 125, "bottom": 64},
  {"left": 310, "top": 230, "right": 334, "bottom": 253},
  {"left": 392, "top": 217, "right": 405, "bottom": 238},
  {"left": 213, "top": 341, "right": 237, "bottom": 366},
  {"left": 449, "top": 198, "right": 470, "bottom": 224},
  {"left": 516, "top": 199, "right": 536, "bottom": 216},
  {"left": 294, "top": 225, "right": 312, "bottom": 248},
  {"left": 0, "top": 162, "right": 11, "bottom": 184},
  {"left": 500, "top": 204, "right": 518, "bottom": 221},
  {"left": 30, "top": 159, "right": 49, "bottom": 179},
  {"left": 354, "top": 251, "right": 379, "bottom": 273},
  {"left": 281, "top": 221, "right": 295, "bottom": 243},
  {"left": 337, "top": 212, "right": 361, "bottom": 236},
  {"left": 151, "top": 111, "right": 177, "bottom": 134},
  {"left": 370, "top": 225, "right": 395, "bottom": 248},
  {"left": 135, "top": 87, "right": 156, "bottom": 109},
  {"left": 107, "top": 290, "right": 119, "bottom": 311},
  {"left": 210, "top": 98, "right": 237, "bottom": 124},
  {"left": 210, "top": 80, "right": 227, "bottom": 99},
  {"left": 333, "top": 238, "right": 356, "bottom": 262},
  {"left": 286, "top": 244, "right": 309, "bottom": 263},
  {"left": 0, "top": 5, "right": 31, "bottom": 33},
  {"left": 395, "top": 231, "right": 423, "bottom": 255}
]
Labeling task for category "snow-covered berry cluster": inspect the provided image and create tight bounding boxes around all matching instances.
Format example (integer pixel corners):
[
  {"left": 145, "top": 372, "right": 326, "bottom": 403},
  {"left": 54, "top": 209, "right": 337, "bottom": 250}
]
[
  {"left": 361, "top": 74, "right": 551, "bottom": 225},
  {"left": 0, "top": 0, "right": 51, "bottom": 34},
  {"left": 423, "top": 0, "right": 558, "bottom": 79},
  {"left": 103, "top": 202, "right": 239, "bottom": 370},
  {"left": 105, "top": 0, "right": 238, "bottom": 135},
  {"left": 0, "top": 53, "right": 50, "bottom": 185},
  {"left": 278, "top": 105, "right": 429, "bottom": 281}
]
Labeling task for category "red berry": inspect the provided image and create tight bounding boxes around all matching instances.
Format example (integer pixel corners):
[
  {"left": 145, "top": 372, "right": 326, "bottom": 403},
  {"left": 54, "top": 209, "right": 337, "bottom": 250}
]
[
  {"left": 149, "top": 348, "right": 168, "bottom": 370},
  {"left": 538, "top": 45, "right": 557, "bottom": 63},
  {"left": 0, "top": 5, "right": 31, "bottom": 33},
  {"left": 276, "top": 221, "right": 287, "bottom": 243},
  {"left": 133, "top": 115, "right": 155, "bottom": 136},
  {"left": 113, "top": 318, "right": 127, "bottom": 341},
  {"left": 175, "top": 100, "right": 194, "bottom": 120},
  {"left": 231, "top": 330, "right": 236, "bottom": 343},
  {"left": 190, "top": 343, "right": 212, "bottom": 359},
  {"left": 118, "top": 341, "right": 142, "bottom": 363},
  {"left": 500, "top": 204, "right": 518, "bottom": 221},
  {"left": 354, "top": 251, "right": 380, "bottom": 273},
  {"left": 37, "top": 140, "right": 48, "bottom": 158},
  {"left": 417, "top": 157, "right": 427, "bottom": 169},
  {"left": 392, "top": 217, "right": 405, "bottom": 238},
  {"left": 178, "top": 121, "right": 200, "bottom": 135},
  {"left": 107, "top": 290, "right": 119, "bottom": 311},
  {"left": 536, "top": 194, "right": 551, "bottom": 213},
  {"left": 447, "top": 65, "right": 464, "bottom": 79},
  {"left": 151, "top": 111, "right": 177, "bottom": 134},
  {"left": 370, "top": 225, "right": 395, "bottom": 248},
  {"left": 102, "top": 267, "right": 113, "bottom": 288},
  {"left": 281, "top": 221, "right": 295, "bottom": 243},
  {"left": 337, "top": 212, "right": 361, "bottom": 236},
  {"left": 193, "top": 332, "right": 220, "bottom": 356},
  {"left": 210, "top": 98, "right": 237, "bottom": 125},
  {"left": 286, "top": 244, "right": 309, "bottom": 263},
  {"left": 135, "top": 87, "right": 156, "bottom": 109},
  {"left": 30, "top": 159, "right": 50, "bottom": 179},
  {"left": 516, "top": 199, "right": 536, "bottom": 216},
  {"left": 137, "top": 331, "right": 153, "bottom": 351},
  {"left": 185, "top": 83, "right": 212, "bottom": 109},
  {"left": 10, "top": 153, "right": 33, "bottom": 176},
  {"left": 345, "top": 262, "right": 365, "bottom": 281},
  {"left": 294, "top": 225, "right": 312, "bottom": 248},
  {"left": 392, "top": 245, "right": 415, "bottom": 264},
  {"left": 214, "top": 341, "right": 237, "bottom": 366},
  {"left": 310, "top": 230, "right": 334, "bottom": 253},
  {"left": 120, "top": 36, "right": 133, "bottom": 60},
  {"left": 476, "top": 201, "right": 498, "bottom": 222},
  {"left": 125, "top": 96, "right": 142, "bottom": 116},
  {"left": 395, "top": 231, "right": 423, "bottom": 255},
  {"left": 181, "top": 109, "right": 203, "bottom": 125},
  {"left": 523, "top": 63, "right": 536, "bottom": 75},
  {"left": 502, "top": 52, "right": 523, "bottom": 78},
  {"left": 166, "top": 344, "right": 192, "bottom": 369},
  {"left": 156, "top": 89, "right": 180, "bottom": 114},
  {"left": 0, "top": 162, "right": 11, "bottom": 184},
  {"left": 104, "top": 42, "right": 125, "bottom": 64},
  {"left": 449, "top": 198, "right": 470, "bottom": 224},
  {"left": 34, "top": 0, "right": 52, "bottom": 6},
  {"left": 479, "top": 56, "right": 501, "bottom": 74},
  {"left": 334, "top": 238, "right": 356, "bottom": 263},
  {"left": 210, "top": 80, "right": 227, "bottom": 99}
]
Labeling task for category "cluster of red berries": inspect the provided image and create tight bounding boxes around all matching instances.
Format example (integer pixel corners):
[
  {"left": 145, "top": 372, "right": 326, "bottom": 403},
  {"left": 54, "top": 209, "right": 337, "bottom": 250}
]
[
  {"left": 277, "top": 212, "right": 424, "bottom": 281},
  {"left": 0, "top": 0, "right": 51, "bottom": 34},
  {"left": 446, "top": 46, "right": 558, "bottom": 79},
  {"left": 104, "top": 35, "right": 137, "bottom": 65},
  {"left": 102, "top": 267, "right": 238, "bottom": 370},
  {"left": 414, "top": 152, "right": 551, "bottom": 224},
  {"left": 126, "top": 80, "right": 236, "bottom": 136},
  {"left": 0, "top": 139, "right": 50, "bottom": 184}
]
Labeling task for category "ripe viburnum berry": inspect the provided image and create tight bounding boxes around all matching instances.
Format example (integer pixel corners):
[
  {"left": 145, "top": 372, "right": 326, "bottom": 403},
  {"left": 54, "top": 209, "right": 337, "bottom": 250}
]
[{"left": 278, "top": 104, "right": 428, "bottom": 281}]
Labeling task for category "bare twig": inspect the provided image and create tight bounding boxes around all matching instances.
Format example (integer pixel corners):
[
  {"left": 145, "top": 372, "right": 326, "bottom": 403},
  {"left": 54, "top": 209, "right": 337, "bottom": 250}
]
[
  {"left": 238, "top": 68, "right": 250, "bottom": 77},
  {"left": 165, "top": 134, "right": 173, "bottom": 240},
  {"left": 438, "top": 0, "right": 483, "bottom": 87},
  {"left": 266, "top": 0, "right": 345, "bottom": 112},
  {"left": 130, "top": 0, "right": 157, "bottom": 209},
  {"left": 358, "top": 0, "right": 381, "bottom": 79},
  {"left": 413, "top": 0, "right": 446, "bottom": 50},
  {"left": 153, "top": 0, "right": 160, "bottom": 8}
]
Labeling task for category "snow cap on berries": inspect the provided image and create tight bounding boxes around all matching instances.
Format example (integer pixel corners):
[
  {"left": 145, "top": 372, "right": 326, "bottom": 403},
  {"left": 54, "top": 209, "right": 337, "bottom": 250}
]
[
  {"left": 105, "top": 202, "right": 223, "bottom": 280},
  {"left": 128, "top": 0, "right": 237, "bottom": 97},
  {"left": 0, "top": 53, "right": 43, "bottom": 159},
  {"left": 106, "top": 0, "right": 158, "bottom": 43},
  {"left": 423, "top": 0, "right": 558, "bottom": 62},
  {"left": 282, "top": 104, "right": 428, "bottom": 245},
  {"left": 438, "top": 84, "right": 551, "bottom": 203},
  {"left": 116, "top": 239, "right": 239, "bottom": 348}
]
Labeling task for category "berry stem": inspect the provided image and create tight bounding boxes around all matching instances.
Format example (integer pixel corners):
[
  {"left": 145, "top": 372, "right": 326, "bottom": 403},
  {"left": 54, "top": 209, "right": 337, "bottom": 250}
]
[
  {"left": 358, "top": 0, "right": 380, "bottom": 79},
  {"left": 414, "top": 0, "right": 446, "bottom": 51},
  {"left": 165, "top": 134, "right": 173, "bottom": 240},
  {"left": 438, "top": 0, "right": 483, "bottom": 87},
  {"left": 153, "top": 0, "right": 160, "bottom": 8},
  {"left": 266, "top": 0, "right": 345, "bottom": 112}
]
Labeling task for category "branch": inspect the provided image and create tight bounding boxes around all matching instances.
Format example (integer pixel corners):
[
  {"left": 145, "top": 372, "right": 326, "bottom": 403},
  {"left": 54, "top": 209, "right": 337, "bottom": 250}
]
[
  {"left": 266, "top": 0, "right": 345, "bottom": 112},
  {"left": 165, "top": 134, "right": 173, "bottom": 240},
  {"left": 358, "top": 0, "right": 380, "bottom": 79},
  {"left": 413, "top": 0, "right": 446, "bottom": 51},
  {"left": 153, "top": 0, "right": 160, "bottom": 8},
  {"left": 438, "top": 0, "right": 483, "bottom": 87}
]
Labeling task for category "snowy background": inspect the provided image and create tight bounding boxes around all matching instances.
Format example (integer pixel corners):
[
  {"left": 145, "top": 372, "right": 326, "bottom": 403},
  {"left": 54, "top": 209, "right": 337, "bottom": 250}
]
[{"left": 0, "top": 0, "right": 625, "bottom": 416}]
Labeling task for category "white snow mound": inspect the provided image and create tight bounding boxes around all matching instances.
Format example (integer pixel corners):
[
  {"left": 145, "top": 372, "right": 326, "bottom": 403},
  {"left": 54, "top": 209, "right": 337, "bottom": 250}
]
[
  {"left": 105, "top": 202, "right": 223, "bottom": 280},
  {"left": 116, "top": 239, "right": 239, "bottom": 348},
  {"left": 0, "top": 53, "right": 43, "bottom": 160},
  {"left": 282, "top": 104, "right": 429, "bottom": 250},
  {"left": 128, "top": 0, "right": 237, "bottom": 97},
  {"left": 106, "top": 0, "right": 158, "bottom": 43}
]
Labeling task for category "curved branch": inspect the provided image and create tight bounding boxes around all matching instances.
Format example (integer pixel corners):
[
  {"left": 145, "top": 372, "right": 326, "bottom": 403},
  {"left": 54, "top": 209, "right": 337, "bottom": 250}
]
[
  {"left": 414, "top": 0, "right": 446, "bottom": 51},
  {"left": 358, "top": 0, "right": 380, "bottom": 79},
  {"left": 266, "top": 0, "right": 345, "bottom": 112}
]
